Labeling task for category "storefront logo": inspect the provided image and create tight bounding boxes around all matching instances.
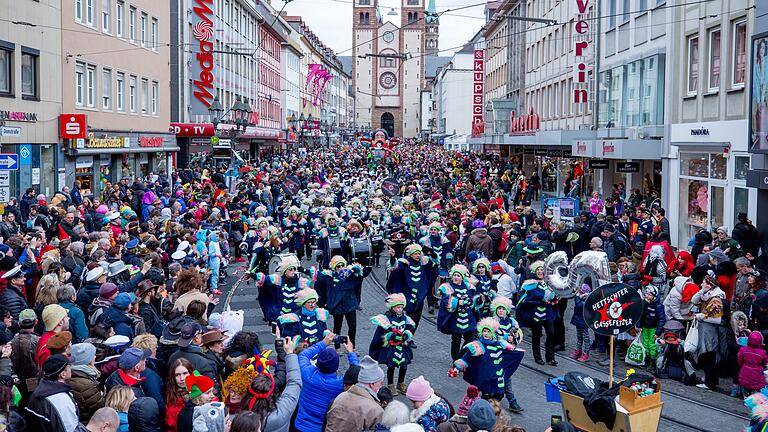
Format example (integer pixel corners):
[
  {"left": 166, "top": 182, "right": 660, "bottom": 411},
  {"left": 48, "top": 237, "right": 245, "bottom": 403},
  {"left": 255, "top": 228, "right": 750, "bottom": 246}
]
[
  {"left": 59, "top": 114, "right": 88, "bottom": 139},
  {"left": 192, "top": 0, "right": 215, "bottom": 110},
  {"left": 602, "top": 141, "right": 615, "bottom": 156},
  {"left": 84, "top": 133, "right": 128, "bottom": 149},
  {"left": 576, "top": 141, "right": 587, "bottom": 154},
  {"left": 139, "top": 137, "right": 163, "bottom": 147},
  {"left": 690, "top": 127, "right": 710, "bottom": 136},
  {"left": 572, "top": 0, "right": 591, "bottom": 105},
  {"left": 509, "top": 107, "right": 540, "bottom": 134},
  {"left": 0, "top": 111, "right": 37, "bottom": 123}
]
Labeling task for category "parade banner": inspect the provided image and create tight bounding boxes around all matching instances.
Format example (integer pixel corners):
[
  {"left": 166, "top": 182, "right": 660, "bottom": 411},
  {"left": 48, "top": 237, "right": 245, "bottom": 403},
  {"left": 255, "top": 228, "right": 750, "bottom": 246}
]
[
  {"left": 282, "top": 175, "right": 302, "bottom": 196},
  {"left": 381, "top": 177, "right": 400, "bottom": 198},
  {"left": 583, "top": 283, "right": 643, "bottom": 336},
  {"left": 303, "top": 64, "right": 323, "bottom": 108}
]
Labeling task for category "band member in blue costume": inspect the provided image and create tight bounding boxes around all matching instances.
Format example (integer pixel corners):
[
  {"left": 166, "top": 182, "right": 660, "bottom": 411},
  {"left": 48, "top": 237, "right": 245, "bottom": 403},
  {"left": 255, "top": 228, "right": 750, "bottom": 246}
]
[
  {"left": 437, "top": 264, "right": 481, "bottom": 361},
  {"left": 277, "top": 287, "right": 329, "bottom": 347},
  {"left": 419, "top": 221, "right": 453, "bottom": 315},
  {"left": 385, "top": 244, "right": 437, "bottom": 339},
  {"left": 249, "top": 254, "right": 311, "bottom": 324},
  {"left": 315, "top": 255, "right": 371, "bottom": 346},
  {"left": 369, "top": 293, "right": 416, "bottom": 396},
  {"left": 470, "top": 258, "right": 497, "bottom": 318}
]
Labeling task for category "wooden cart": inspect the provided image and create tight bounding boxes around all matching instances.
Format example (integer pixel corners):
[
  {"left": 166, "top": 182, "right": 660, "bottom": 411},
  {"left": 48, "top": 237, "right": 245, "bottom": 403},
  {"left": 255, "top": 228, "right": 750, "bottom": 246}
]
[{"left": 560, "top": 391, "right": 663, "bottom": 432}]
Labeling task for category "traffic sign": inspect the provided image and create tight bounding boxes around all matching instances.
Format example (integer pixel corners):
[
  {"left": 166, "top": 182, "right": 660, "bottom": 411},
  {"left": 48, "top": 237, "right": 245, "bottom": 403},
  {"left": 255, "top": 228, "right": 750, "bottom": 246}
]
[
  {"left": 0, "top": 154, "right": 19, "bottom": 170},
  {"left": 19, "top": 144, "right": 31, "bottom": 166}
]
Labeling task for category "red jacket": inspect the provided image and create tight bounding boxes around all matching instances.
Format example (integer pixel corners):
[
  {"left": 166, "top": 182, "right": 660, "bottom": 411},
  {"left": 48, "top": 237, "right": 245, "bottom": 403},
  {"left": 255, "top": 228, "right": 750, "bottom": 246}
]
[{"left": 165, "top": 395, "right": 186, "bottom": 432}]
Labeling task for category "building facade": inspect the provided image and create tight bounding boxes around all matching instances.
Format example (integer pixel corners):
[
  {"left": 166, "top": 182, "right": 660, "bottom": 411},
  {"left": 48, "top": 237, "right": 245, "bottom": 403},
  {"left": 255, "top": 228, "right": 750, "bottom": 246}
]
[
  {"left": 61, "top": 0, "right": 176, "bottom": 198},
  {"left": 352, "top": 0, "right": 435, "bottom": 138},
  {"left": 434, "top": 46, "right": 475, "bottom": 145},
  {"left": 748, "top": 0, "right": 768, "bottom": 269},
  {"left": 664, "top": 0, "right": 755, "bottom": 249},
  {"left": 0, "top": 0, "right": 62, "bottom": 200}
]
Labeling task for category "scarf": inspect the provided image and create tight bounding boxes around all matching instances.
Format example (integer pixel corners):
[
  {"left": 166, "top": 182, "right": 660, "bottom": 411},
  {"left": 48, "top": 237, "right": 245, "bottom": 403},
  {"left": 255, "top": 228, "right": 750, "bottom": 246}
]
[{"left": 71, "top": 364, "right": 100, "bottom": 380}]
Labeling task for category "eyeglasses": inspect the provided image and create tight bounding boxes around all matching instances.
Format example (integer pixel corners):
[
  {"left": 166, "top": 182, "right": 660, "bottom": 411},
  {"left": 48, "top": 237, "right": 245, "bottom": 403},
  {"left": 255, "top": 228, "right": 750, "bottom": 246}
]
[{"left": 286, "top": 267, "right": 297, "bottom": 272}]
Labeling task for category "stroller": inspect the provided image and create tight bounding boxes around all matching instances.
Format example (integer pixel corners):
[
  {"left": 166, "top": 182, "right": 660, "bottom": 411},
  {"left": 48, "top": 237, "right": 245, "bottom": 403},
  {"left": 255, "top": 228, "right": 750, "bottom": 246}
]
[{"left": 655, "top": 320, "right": 697, "bottom": 385}]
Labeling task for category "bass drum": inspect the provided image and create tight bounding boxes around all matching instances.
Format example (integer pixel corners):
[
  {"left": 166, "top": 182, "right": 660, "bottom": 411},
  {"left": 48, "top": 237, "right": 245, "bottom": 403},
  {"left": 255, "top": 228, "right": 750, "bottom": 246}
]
[
  {"left": 350, "top": 237, "right": 372, "bottom": 264},
  {"left": 328, "top": 236, "right": 343, "bottom": 255}
]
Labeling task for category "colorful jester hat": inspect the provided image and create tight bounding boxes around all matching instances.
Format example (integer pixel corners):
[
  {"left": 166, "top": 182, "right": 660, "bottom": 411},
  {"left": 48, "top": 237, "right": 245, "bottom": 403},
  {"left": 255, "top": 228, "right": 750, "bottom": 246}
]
[
  {"left": 477, "top": 317, "right": 500, "bottom": 338},
  {"left": 242, "top": 349, "right": 276, "bottom": 375},
  {"left": 186, "top": 371, "right": 215, "bottom": 399},
  {"left": 386, "top": 293, "right": 407, "bottom": 310}
]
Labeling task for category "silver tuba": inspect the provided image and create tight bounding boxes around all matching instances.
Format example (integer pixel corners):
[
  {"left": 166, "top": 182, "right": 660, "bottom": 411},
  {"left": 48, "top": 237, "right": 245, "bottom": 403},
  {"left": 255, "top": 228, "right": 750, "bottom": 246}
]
[{"left": 543, "top": 251, "right": 612, "bottom": 298}]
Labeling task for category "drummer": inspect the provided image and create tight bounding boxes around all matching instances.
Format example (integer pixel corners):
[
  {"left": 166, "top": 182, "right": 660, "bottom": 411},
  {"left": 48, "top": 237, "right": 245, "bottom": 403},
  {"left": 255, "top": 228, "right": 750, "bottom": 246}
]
[
  {"left": 317, "top": 212, "right": 348, "bottom": 269},
  {"left": 419, "top": 221, "right": 453, "bottom": 315},
  {"left": 315, "top": 255, "right": 372, "bottom": 347}
]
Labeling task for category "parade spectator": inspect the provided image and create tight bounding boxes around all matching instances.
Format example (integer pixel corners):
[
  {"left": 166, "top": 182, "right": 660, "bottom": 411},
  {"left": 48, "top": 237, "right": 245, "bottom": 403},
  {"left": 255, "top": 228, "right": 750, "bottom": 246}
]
[
  {"left": 25, "top": 354, "right": 80, "bottom": 432},
  {"left": 325, "top": 355, "right": 385, "bottom": 431},
  {"left": 406, "top": 376, "right": 451, "bottom": 432}
]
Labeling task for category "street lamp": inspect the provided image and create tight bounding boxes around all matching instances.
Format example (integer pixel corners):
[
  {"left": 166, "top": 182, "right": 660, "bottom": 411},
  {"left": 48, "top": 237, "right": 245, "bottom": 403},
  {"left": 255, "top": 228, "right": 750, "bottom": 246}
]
[{"left": 208, "top": 95, "right": 251, "bottom": 189}]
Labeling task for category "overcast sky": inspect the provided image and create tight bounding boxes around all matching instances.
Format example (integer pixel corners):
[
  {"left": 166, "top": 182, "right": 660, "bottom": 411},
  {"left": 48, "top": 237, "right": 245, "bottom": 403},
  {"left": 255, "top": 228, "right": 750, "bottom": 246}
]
[{"left": 281, "top": 0, "right": 486, "bottom": 58}]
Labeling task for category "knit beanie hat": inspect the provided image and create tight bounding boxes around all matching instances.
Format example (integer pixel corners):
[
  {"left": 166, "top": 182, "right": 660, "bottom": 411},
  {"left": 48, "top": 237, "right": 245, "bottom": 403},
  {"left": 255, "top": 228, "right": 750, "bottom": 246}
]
[
  {"left": 186, "top": 371, "right": 215, "bottom": 399},
  {"left": 405, "top": 244, "right": 423, "bottom": 258},
  {"left": 472, "top": 258, "right": 491, "bottom": 274},
  {"left": 386, "top": 293, "right": 406, "bottom": 309},
  {"left": 450, "top": 264, "right": 469, "bottom": 280},
  {"left": 529, "top": 260, "right": 545, "bottom": 275},
  {"left": 467, "top": 399, "right": 496, "bottom": 431},
  {"left": 293, "top": 288, "right": 319, "bottom": 306},
  {"left": 405, "top": 375, "right": 434, "bottom": 402},
  {"left": 458, "top": 385, "right": 480, "bottom": 416},
  {"left": 316, "top": 347, "right": 340, "bottom": 374},
  {"left": 192, "top": 402, "right": 226, "bottom": 432},
  {"left": 329, "top": 256, "right": 347, "bottom": 270},
  {"left": 343, "top": 364, "right": 360, "bottom": 386},
  {"left": 357, "top": 355, "right": 385, "bottom": 384},
  {"left": 70, "top": 343, "right": 97, "bottom": 366},
  {"left": 42, "top": 304, "right": 68, "bottom": 331}
]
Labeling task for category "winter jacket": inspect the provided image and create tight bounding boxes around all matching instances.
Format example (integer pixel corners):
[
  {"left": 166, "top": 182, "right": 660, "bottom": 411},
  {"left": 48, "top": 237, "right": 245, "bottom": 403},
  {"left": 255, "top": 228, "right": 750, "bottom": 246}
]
[
  {"left": 325, "top": 385, "right": 384, "bottom": 432},
  {"left": 66, "top": 366, "right": 105, "bottom": 422},
  {"left": 105, "top": 369, "right": 146, "bottom": 399},
  {"left": 128, "top": 397, "right": 163, "bottom": 432},
  {"left": 164, "top": 396, "right": 186, "bottom": 432},
  {"left": 60, "top": 301, "right": 88, "bottom": 343},
  {"left": 0, "top": 284, "right": 27, "bottom": 320},
  {"left": 436, "top": 416, "right": 470, "bottom": 432},
  {"left": 176, "top": 399, "right": 196, "bottom": 432},
  {"left": 24, "top": 379, "right": 80, "bottom": 432},
  {"left": 732, "top": 221, "right": 759, "bottom": 258},
  {"left": 166, "top": 344, "right": 218, "bottom": 386},
  {"left": 294, "top": 341, "right": 360, "bottom": 432},
  {"left": 410, "top": 394, "right": 451, "bottom": 432},
  {"left": 515, "top": 280, "right": 557, "bottom": 327},
  {"left": 639, "top": 296, "right": 666, "bottom": 335},
  {"left": 261, "top": 353, "right": 302, "bottom": 432},
  {"left": 738, "top": 332, "right": 768, "bottom": 391},
  {"left": 464, "top": 228, "right": 493, "bottom": 259},
  {"left": 76, "top": 281, "right": 101, "bottom": 311},
  {"left": 117, "top": 411, "right": 129, "bottom": 432},
  {"left": 98, "top": 306, "right": 135, "bottom": 340},
  {"left": 317, "top": 265, "right": 370, "bottom": 315},
  {"left": 663, "top": 277, "right": 695, "bottom": 321},
  {"left": 571, "top": 294, "right": 588, "bottom": 329},
  {"left": 10, "top": 329, "right": 39, "bottom": 390}
]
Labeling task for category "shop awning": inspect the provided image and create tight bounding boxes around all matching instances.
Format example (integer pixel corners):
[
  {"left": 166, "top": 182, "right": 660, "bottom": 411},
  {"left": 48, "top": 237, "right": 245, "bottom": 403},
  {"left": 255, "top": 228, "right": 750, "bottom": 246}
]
[{"left": 70, "top": 146, "right": 181, "bottom": 155}]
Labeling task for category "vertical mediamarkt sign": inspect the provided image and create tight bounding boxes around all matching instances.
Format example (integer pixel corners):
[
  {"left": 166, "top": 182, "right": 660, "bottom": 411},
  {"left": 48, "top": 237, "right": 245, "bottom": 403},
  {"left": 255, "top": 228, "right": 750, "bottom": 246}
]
[
  {"left": 471, "top": 49, "right": 484, "bottom": 137},
  {"left": 572, "top": 0, "right": 590, "bottom": 105},
  {"left": 190, "top": 0, "right": 215, "bottom": 115}
]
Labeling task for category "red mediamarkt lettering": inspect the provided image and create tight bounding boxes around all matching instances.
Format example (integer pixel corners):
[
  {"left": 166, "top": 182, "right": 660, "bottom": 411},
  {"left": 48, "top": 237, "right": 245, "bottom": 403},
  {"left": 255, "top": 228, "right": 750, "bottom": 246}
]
[{"left": 193, "top": 0, "right": 215, "bottom": 108}]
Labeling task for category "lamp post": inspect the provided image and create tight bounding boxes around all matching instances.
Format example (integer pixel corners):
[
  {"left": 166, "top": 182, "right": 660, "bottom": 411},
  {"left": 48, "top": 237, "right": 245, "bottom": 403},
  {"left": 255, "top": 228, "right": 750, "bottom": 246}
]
[{"left": 209, "top": 95, "right": 250, "bottom": 190}]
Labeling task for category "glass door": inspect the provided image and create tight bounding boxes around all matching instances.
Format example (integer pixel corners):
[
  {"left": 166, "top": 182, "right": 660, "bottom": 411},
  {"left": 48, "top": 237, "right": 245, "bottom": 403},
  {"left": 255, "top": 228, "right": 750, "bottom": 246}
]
[{"left": 709, "top": 185, "right": 725, "bottom": 231}]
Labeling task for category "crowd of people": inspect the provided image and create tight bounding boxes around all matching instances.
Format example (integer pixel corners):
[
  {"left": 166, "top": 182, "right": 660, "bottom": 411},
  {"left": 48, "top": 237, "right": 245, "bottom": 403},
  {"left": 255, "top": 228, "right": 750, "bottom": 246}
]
[{"left": 0, "top": 129, "right": 762, "bottom": 432}]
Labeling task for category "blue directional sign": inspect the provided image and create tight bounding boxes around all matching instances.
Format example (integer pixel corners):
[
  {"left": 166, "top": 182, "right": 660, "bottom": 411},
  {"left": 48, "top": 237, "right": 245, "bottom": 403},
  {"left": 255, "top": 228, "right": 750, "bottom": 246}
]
[
  {"left": 19, "top": 144, "right": 31, "bottom": 166},
  {"left": 0, "top": 154, "right": 19, "bottom": 170}
]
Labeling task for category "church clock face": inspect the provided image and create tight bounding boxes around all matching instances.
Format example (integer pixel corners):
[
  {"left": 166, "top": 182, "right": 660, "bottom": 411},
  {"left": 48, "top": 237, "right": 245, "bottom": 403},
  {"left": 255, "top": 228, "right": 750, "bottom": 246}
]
[
  {"left": 379, "top": 72, "right": 397, "bottom": 89},
  {"left": 383, "top": 31, "right": 394, "bottom": 43}
]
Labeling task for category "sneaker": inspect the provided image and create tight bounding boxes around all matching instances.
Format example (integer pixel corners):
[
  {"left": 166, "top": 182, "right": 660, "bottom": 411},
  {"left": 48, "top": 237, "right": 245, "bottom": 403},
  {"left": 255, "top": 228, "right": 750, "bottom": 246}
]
[
  {"left": 597, "top": 357, "right": 611, "bottom": 367},
  {"left": 569, "top": 349, "right": 582, "bottom": 360},
  {"left": 508, "top": 401, "right": 525, "bottom": 414},
  {"left": 577, "top": 352, "right": 590, "bottom": 362},
  {"left": 387, "top": 384, "right": 399, "bottom": 396},
  {"left": 695, "top": 383, "right": 709, "bottom": 389},
  {"left": 212, "top": 289, "right": 222, "bottom": 295}
]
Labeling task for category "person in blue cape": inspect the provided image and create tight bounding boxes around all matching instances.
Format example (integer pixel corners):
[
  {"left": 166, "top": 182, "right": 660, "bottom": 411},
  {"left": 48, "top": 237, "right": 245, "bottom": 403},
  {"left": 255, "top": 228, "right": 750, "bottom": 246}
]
[
  {"left": 489, "top": 296, "right": 525, "bottom": 413},
  {"left": 277, "top": 287, "right": 329, "bottom": 347},
  {"left": 437, "top": 264, "right": 481, "bottom": 360},
  {"left": 469, "top": 258, "right": 497, "bottom": 318},
  {"left": 515, "top": 260, "right": 559, "bottom": 366},
  {"left": 315, "top": 255, "right": 371, "bottom": 346},
  {"left": 419, "top": 221, "right": 453, "bottom": 315},
  {"left": 317, "top": 212, "right": 347, "bottom": 269},
  {"left": 385, "top": 243, "right": 437, "bottom": 337},
  {"left": 368, "top": 293, "right": 416, "bottom": 396},
  {"left": 250, "top": 254, "right": 312, "bottom": 324},
  {"left": 449, "top": 317, "right": 525, "bottom": 408}
]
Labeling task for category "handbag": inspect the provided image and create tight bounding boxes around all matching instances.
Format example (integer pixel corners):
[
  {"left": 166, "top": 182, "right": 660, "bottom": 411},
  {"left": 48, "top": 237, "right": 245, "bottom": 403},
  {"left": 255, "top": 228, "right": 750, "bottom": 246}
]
[
  {"left": 625, "top": 334, "right": 646, "bottom": 366},
  {"left": 683, "top": 319, "right": 700, "bottom": 353}
]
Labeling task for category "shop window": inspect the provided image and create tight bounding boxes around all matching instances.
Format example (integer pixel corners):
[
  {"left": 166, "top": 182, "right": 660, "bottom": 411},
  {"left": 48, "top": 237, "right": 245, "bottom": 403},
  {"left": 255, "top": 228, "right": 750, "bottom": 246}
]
[
  {"left": 734, "top": 187, "right": 749, "bottom": 223},
  {"left": 709, "top": 153, "right": 726, "bottom": 179},
  {"left": 679, "top": 178, "right": 709, "bottom": 243},
  {"left": 680, "top": 152, "right": 708, "bottom": 177},
  {"left": 735, "top": 156, "right": 749, "bottom": 180}
]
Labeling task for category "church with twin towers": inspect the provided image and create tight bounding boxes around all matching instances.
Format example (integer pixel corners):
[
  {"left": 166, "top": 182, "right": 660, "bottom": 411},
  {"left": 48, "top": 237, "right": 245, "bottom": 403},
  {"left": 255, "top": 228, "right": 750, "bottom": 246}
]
[{"left": 351, "top": 0, "right": 442, "bottom": 139}]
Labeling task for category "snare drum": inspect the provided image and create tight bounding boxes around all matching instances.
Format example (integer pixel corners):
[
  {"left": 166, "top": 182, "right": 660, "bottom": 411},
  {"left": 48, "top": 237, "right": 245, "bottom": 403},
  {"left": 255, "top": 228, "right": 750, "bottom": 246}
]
[{"left": 328, "top": 236, "right": 343, "bottom": 254}]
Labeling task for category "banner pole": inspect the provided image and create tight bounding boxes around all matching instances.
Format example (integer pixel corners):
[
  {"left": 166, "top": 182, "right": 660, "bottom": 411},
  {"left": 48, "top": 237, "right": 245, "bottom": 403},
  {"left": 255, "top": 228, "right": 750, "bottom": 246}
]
[{"left": 609, "top": 335, "right": 615, "bottom": 388}]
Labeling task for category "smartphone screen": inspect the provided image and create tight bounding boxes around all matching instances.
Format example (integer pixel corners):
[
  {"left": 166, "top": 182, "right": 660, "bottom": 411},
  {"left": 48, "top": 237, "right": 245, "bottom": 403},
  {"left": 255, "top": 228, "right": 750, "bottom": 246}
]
[
  {"left": 551, "top": 415, "right": 562, "bottom": 426},
  {"left": 271, "top": 323, "right": 277, "bottom": 334}
]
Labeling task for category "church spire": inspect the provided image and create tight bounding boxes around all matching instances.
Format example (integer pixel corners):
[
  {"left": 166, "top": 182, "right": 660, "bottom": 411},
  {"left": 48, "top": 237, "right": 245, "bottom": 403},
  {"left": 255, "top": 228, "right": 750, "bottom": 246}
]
[
  {"left": 425, "top": 0, "right": 439, "bottom": 23},
  {"left": 427, "top": 0, "right": 436, "bottom": 13}
]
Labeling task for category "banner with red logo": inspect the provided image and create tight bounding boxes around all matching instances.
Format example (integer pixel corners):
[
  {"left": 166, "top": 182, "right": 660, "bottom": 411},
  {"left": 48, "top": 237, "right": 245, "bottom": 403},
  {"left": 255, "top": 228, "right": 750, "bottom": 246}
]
[
  {"left": 190, "top": 0, "right": 215, "bottom": 115},
  {"left": 59, "top": 114, "right": 87, "bottom": 139}
]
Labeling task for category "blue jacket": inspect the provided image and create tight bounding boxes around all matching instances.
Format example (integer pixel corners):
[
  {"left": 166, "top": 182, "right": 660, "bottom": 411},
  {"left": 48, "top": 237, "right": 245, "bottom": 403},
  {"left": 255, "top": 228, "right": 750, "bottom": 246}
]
[
  {"left": 316, "top": 265, "right": 370, "bottom": 315},
  {"left": 570, "top": 295, "right": 588, "bottom": 329},
  {"left": 141, "top": 365, "right": 166, "bottom": 415},
  {"left": 639, "top": 296, "right": 666, "bottom": 335},
  {"left": 98, "top": 306, "right": 135, "bottom": 340},
  {"left": 294, "top": 341, "right": 359, "bottom": 432},
  {"left": 60, "top": 301, "right": 88, "bottom": 343}
]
